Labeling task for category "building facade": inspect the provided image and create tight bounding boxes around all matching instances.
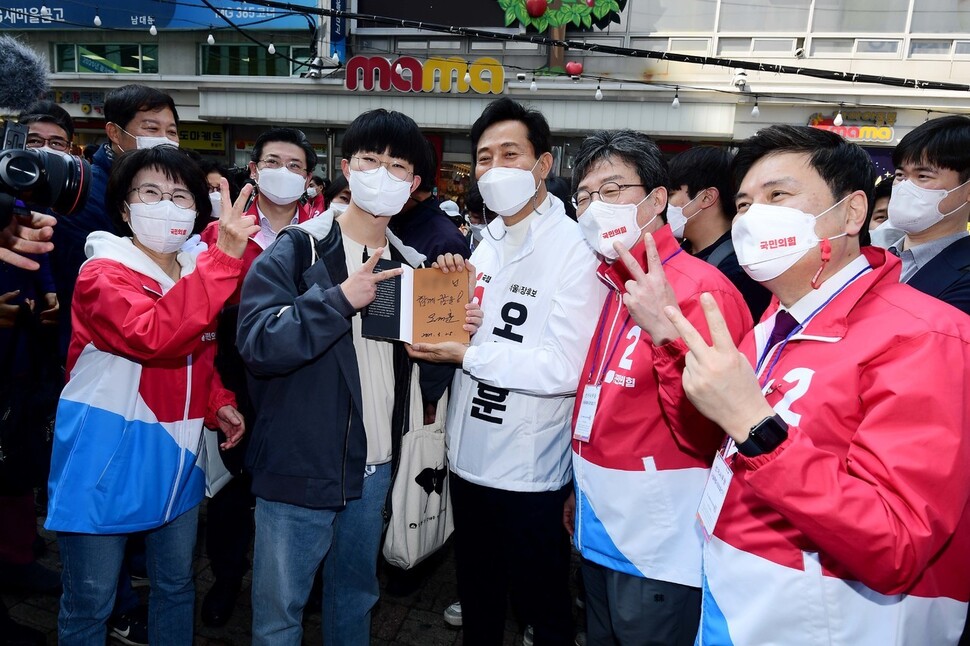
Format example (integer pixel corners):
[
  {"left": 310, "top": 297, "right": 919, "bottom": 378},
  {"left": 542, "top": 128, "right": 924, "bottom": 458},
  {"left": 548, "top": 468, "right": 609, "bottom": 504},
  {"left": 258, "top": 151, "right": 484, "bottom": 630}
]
[{"left": 6, "top": 0, "right": 970, "bottom": 197}]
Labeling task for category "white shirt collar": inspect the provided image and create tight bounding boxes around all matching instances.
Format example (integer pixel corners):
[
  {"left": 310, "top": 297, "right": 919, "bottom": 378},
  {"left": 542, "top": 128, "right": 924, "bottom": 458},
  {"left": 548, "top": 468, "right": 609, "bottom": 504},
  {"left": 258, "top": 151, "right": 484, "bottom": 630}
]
[{"left": 254, "top": 205, "right": 299, "bottom": 249}]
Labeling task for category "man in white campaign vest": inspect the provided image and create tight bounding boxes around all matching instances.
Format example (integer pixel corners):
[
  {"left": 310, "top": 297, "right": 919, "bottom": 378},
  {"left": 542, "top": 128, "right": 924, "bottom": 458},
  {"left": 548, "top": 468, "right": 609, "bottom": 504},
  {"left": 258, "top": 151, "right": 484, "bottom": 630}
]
[{"left": 410, "top": 98, "right": 606, "bottom": 645}]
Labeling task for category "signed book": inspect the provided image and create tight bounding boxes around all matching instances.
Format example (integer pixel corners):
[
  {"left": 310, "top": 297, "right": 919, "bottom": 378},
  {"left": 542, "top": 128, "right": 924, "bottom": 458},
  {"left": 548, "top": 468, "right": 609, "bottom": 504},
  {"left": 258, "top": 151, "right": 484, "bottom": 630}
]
[{"left": 362, "top": 259, "right": 470, "bottom": 344}]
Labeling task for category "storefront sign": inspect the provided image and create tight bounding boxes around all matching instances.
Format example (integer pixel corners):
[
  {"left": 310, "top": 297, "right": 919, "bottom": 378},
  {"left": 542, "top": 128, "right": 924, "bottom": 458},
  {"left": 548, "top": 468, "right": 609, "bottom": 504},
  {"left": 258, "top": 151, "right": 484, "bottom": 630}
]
[
  {"left": 811, "top": 124, "right": 895, "bottom": 143},
  {"left": 3, "top": 0, "right": 315, "bottom": 30},
  {"left": 178, "top": 124, "right": 226, "bottom": 152},
  {"left": 55, "top": 89, "right": 106, "bottom": 115},
  {"left": 808, "top": 112, "right": 896, "bottom": 143},
  {"left": 345, "top": 56, "right": 504, "bottom": 94}
]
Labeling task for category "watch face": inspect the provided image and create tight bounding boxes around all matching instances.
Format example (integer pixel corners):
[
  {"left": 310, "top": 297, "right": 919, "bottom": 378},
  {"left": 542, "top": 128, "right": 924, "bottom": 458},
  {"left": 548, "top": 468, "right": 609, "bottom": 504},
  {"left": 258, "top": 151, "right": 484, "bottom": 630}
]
[{"left": 740, "top": 415, "right": 788, "bottom": 457}]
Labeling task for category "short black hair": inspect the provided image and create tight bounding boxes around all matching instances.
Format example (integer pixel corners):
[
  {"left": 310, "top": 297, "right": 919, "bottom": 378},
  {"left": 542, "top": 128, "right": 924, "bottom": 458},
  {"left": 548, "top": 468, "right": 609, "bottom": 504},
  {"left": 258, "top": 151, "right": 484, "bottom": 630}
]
[
  {"left": 464, "top": 182, "right": 484, "bottom": 215},
  {"left": 198, "top": 158, "right": 241, "bottom": 201},
  {"left": 106, "top": 147, "right": 211, "bottom": 237},
  {"left": 341, "top": 109, "right": 426, "bottom": 171},
  {"left": 873, "top": 175, "right": 893, "bottom": 203},
  {"left": 893, "top": 115, "right": 970, "bottom": 183},
  {"left": 252, "top": 127, "right": 317, "bottom": 171},
  {"left": 18, "top": 100, "right": 74, "bottom": 140},
  {"left": 572, "top": 129, "right": 669, "bottom": 220},
  {"left": 470, "top": 97, "right": 551, "bottom": 159},
  {"left": 323, "top": 174, "right": 349, "bottom": 203},
  {"left": 310, "top": 175, "right": 327, "bottom": 188},
  {"left": 733, "top": 125, "right": 874, "bottom": 206},
  {"left": 545, "top": 175, "right": 576, "bottom": 220},
  {"left": 416, "top": 139, "right": 438, "bottom": 192},
  {"left": 668, "top": 146, "right": 736, "bottom": 220},
  {"left": 104, "top": 84, "right": 179, "bottom": 131}
]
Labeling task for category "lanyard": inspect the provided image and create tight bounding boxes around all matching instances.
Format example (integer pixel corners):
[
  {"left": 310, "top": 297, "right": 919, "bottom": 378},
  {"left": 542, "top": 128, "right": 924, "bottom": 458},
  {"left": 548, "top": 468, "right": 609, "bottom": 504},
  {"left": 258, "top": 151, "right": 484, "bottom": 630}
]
[
  {"left": 755, "top": 266, "right": 871, "bottom": 386},
  {"left": 586, "top": 247, "right": 684, "bottom": 385}
]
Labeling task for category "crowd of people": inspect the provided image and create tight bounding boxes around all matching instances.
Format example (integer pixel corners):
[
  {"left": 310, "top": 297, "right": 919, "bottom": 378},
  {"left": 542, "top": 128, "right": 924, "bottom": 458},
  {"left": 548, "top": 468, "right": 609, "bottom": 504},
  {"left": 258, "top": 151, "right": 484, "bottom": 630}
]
[{"left": 0, "top": 82, "right": 969, "bottom": 646}]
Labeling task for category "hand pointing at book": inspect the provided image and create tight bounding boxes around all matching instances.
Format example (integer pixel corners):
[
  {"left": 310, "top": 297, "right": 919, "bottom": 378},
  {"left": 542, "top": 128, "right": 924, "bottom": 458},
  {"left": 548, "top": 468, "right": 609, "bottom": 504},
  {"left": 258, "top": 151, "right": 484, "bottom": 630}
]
[{"left": 340, "top": 247, "right": 403, "bottom": 310}]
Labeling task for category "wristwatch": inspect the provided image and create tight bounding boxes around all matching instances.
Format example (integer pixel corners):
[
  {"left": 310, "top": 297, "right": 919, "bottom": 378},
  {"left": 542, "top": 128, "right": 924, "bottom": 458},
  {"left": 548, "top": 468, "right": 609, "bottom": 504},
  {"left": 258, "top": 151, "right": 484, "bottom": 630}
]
[{"left": 736, "top": 414, "right": 789, "bottom": 457}]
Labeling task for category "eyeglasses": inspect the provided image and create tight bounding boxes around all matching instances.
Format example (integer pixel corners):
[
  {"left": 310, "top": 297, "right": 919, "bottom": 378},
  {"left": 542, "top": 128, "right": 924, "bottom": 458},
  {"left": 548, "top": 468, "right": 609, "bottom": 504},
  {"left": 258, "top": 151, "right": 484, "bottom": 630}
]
[
  {"left": 572, "top": 182, "right": 645, "bottom": 211},
  {"left": 352, "top": 154, "right": 413, "bottom": 182},
  {"left": 25, "top": 134, "right": 71, "bottom": 152},
  {"left": 129, "top": 183, "right": 196, "bottom": 209},
  {"left": 258, "top": 156, "right": 308, "bottom": 176}
]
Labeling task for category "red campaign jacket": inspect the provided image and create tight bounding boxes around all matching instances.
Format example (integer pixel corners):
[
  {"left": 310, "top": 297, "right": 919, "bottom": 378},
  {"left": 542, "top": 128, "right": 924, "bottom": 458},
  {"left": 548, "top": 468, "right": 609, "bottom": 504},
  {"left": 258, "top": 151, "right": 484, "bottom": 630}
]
[
  {"left": 46, "top": 234, "right": 240, "bottom": 533},
  {"left": 570, "top": 225, "right": 752, "bottom": 586},
  {"left": 200, "top": 199, "right": 313, "bottom": 304},
  {"left": 700, "top": 247, "right": 970, "bottom": 645}
]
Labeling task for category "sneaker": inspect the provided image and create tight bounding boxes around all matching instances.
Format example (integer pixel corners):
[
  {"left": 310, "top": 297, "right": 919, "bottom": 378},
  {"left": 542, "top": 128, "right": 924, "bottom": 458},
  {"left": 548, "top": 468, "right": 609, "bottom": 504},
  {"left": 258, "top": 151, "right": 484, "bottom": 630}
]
[
  {"left": 443, "top": 601, "right": 462, "bottom": 627},
  {"left": 523, "top": 625, "right": 534, "bottom": 646},
  {"left": 575, "top": 631, "right": 587, "bottom": 646},
  {"left": 108, "top": 606, "right": 149, "bottom": 646}
]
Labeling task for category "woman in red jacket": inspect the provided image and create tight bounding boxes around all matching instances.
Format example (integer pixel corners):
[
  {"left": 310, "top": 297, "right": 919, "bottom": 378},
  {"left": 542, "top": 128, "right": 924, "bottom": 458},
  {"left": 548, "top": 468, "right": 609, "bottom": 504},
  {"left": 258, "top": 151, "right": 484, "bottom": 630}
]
[{"left": 46, "top": 146, "right": 259, "bottom": 645}]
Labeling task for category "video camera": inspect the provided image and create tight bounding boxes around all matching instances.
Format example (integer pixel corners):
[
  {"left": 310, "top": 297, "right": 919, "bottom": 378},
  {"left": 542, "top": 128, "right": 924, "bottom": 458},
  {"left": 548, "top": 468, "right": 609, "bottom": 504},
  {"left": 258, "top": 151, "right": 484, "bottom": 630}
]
[{"left": 0, "top": 120, "right": 91, "bottom": 228}]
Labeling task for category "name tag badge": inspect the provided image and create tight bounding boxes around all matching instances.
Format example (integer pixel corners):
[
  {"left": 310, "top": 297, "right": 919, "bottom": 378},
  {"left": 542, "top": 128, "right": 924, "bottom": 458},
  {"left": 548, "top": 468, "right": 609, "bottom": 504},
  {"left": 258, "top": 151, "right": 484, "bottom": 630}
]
[
  {"left": 697, "top": 452, "right": 734, "bottom": 542},
  {"left": 573, "top": 384, "right": 601, "bottom": 442}
]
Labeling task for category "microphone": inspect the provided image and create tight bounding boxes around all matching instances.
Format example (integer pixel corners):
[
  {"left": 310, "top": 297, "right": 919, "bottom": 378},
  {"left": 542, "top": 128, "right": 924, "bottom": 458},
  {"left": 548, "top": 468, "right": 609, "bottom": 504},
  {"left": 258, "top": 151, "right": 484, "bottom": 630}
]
[{"left": 0, "top": 36, "right": 50, "bottom": 115}]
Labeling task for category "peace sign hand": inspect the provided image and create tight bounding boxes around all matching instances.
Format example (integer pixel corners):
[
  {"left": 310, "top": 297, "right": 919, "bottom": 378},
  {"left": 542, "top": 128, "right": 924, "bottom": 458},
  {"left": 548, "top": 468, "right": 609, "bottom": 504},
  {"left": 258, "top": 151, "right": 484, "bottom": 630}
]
[
  {"left": 664, "top": 292, "right": 774, "bottom": 442},
  {"left": 215, "top": 179, "right": 261, "bottom": 259},
  {"left": 340, "top": 247, "right": 403, "bottom": 310},
  {"left": 615, "top": 232, "right": 681, "bottom": 345}
]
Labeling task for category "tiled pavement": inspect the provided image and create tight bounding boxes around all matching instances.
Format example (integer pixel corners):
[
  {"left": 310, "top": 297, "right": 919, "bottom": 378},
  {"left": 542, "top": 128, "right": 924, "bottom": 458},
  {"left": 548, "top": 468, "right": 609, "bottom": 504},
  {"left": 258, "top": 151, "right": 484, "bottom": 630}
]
[{"left": 4, "top": 502, "right": 584, "bottom": 645}]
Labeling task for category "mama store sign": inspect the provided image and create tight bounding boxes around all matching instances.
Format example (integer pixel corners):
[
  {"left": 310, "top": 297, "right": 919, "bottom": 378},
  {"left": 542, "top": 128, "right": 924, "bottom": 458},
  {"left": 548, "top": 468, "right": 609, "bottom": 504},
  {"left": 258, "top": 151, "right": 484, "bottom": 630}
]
[
  {"left": 808, "top": 112, "right": 896, "bottom": 143},
  {"left": 345, "top": 55, "right": 504, "bottom": 94}
]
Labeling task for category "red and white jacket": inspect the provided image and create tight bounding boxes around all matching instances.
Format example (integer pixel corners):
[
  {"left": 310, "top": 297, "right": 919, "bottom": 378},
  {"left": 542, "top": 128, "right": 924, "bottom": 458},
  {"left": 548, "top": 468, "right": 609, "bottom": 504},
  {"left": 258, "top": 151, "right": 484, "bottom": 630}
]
[
  {"left": 46, "top": 233, "right": 240, "bottom": 533},
  {"left": 571, "top": 225, "right": 752, "bottom": 587},
  {"left": 699, "top": 247, "right": 970, "bottom": 645}
]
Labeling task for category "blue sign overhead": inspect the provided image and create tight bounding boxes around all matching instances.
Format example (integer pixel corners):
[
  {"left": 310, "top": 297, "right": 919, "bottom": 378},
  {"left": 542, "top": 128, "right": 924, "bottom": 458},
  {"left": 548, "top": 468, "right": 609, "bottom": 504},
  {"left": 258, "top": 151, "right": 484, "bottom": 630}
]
[{"left": 0, "top": 0, "right": 318, "bottom": 30}]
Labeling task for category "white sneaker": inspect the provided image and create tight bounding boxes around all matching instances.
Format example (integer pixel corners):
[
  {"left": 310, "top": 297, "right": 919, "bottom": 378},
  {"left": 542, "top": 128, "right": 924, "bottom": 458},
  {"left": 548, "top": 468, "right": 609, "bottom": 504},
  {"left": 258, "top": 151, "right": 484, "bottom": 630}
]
[
  {"left": 523, "top": 625, "right": 534, "bottom": 646},
  {"left": 443, "top": 601, "right": 462, "bottom": 627}
]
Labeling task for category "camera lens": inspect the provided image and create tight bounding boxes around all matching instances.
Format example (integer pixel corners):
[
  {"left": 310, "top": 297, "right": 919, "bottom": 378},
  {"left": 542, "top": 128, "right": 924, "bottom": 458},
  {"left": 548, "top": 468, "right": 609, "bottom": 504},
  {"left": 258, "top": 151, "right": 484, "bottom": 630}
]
[{"left": 0, "top": 148, "right": 90, "bottom": 215}]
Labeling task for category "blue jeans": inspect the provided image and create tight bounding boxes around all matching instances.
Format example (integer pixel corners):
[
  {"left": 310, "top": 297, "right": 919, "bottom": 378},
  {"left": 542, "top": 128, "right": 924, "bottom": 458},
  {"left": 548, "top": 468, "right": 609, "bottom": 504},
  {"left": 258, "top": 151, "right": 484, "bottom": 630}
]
[
  {"left": 322, "top": 462, "right": 391, "bottom": 646},
  {"left": 57, "top": 505, "right": 199, "bottom": 646},
  {"left": 251, "top": 463, "right": 391, "bottom": 646}
]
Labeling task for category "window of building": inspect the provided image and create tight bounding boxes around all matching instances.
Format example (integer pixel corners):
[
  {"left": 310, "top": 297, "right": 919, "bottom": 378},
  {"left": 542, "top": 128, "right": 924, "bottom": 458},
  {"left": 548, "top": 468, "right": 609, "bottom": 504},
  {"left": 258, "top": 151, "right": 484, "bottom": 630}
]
[
  {"left": 628, "top": 0, "right": 717, "bottom": 32},
  {"left": 908, "top": 38, "right": 953, "bottom": 56},
  {"left": 55, "top": 44, "right": 158, "bottom": 74},
  {"left": 811, "top": 0, "right": 909, "bottom": 33},
  {"left": 201, "top": 44, "right": 289, "bottom": 76},
  {"left": 810, "top": 38, "right": 855, "bottom": 55},
  {"left": 718, "top": 0, "right": 810, "bottom": 32},
  {"left": 856, "top": 39, "right": 901, "bottom": 54},
  {"left": 910, "top": 0, "right": 970, "bottom": 33}
]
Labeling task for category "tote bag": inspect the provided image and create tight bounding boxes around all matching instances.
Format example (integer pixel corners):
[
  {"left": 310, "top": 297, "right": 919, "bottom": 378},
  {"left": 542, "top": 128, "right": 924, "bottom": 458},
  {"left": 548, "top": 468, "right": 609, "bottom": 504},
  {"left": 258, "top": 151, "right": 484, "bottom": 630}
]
[{"left": 382, "top": 371, "right": 453, "bottom": 569}]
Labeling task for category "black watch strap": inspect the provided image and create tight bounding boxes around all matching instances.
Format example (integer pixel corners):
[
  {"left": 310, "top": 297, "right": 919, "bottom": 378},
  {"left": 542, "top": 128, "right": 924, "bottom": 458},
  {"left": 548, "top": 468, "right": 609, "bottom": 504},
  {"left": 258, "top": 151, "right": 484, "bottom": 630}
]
[{"left": 736, "top": 414, "right": 789, "bottom": 457}]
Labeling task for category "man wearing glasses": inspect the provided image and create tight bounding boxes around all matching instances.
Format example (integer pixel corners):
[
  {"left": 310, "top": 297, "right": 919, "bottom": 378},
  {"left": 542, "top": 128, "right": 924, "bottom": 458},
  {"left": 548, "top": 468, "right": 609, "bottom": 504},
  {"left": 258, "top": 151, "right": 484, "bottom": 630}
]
[
  {"left": 21, "top": 100, "right": 74, "bottom": 154},
  {"left": 196, "top": 127, "right": 316, "bottom": 630},
  {"left": 565, "top": 130, "right": 751, "bottom": 645}
]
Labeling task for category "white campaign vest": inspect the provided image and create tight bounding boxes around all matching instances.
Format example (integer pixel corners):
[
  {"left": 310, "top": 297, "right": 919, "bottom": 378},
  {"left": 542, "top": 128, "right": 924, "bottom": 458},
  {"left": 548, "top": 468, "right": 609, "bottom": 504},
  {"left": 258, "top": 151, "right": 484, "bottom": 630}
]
[{"left": 446, "top": 197, "right": 607, "bottom": 492}]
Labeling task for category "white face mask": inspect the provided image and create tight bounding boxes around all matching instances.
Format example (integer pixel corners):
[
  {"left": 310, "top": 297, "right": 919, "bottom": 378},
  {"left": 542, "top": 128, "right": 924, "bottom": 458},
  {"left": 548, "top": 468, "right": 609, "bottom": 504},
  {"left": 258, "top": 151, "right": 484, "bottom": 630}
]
[
  {"left": 330, "top": 201, "right": 349, "bottom": 215},
  {"left": 477, "top": 159, "right": 541, "bottom": 217},
  {"left": 126, "top": 200, "right": 197, "bottom": 254},
  {"left": 667, "top": 192, "right": 703, "bottom": 239},
  {"left": 868, "top": 220, "right": 904, "bottom": 249},
  {"left": 114, "top": 124, "right": 178, "bottom": 151},
  {"left": 257, "top": 166, "right": 308, "bottom": 206},
  {"left": 348, "top": 167, "right": 412, "bottom": 217},
  {"left": 732, "top": 196, "right": 849, "bottom": 283},
  {"left": 306, "top": 186, "right": 318, "bottom": 198},
  {"left": 208, "top": 192, "right": 222, "bottom": 219},
  {"left": 888, "top": 179, "right": 970, "bottom": 234},
  {"left": 578, "top": 192, "right": 654, "bottom": 260}
]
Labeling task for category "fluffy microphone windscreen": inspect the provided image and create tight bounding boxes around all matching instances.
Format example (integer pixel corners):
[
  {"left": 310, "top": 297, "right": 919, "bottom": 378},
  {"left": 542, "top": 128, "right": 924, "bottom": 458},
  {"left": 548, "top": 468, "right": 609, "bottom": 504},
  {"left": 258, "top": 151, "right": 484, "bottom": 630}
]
[{"left": 0, "top": 35, "right": 51, "bottom": 115}]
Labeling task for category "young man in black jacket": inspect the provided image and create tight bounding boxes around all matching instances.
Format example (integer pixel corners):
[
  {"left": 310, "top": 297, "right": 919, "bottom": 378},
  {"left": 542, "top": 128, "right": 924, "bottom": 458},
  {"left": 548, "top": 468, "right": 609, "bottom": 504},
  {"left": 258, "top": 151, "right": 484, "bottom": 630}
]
[{"left": 237, "top": 109, "right": 479, "bottom": 646}]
